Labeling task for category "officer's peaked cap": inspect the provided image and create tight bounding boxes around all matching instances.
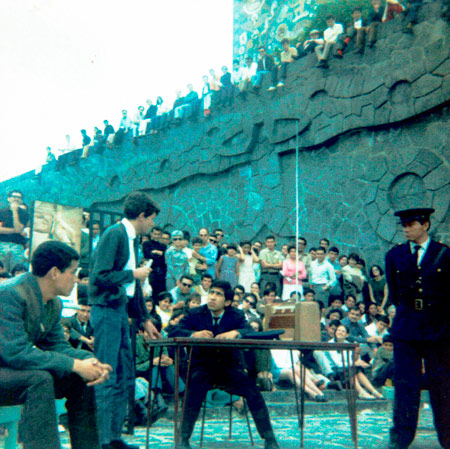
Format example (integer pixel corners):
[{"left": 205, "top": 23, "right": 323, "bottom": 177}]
[{"left": 394, "top": 208, "right": 434, "bottom": 223}]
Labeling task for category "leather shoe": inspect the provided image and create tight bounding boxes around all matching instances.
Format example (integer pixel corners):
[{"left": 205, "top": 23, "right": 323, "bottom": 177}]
[
  {"left": 110, "top": 440, "right": 140, "bottom": 449},
  {"left": 264, "top": 438, "right": 280, "bottom": 449},
  {"left": 178, "top": 438, "right": 192, "bottom": 449}
]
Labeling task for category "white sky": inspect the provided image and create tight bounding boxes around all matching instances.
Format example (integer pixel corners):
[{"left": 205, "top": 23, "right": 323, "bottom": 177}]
[{"left": 0, "top": 0, "right": 234, "bottom": 181}]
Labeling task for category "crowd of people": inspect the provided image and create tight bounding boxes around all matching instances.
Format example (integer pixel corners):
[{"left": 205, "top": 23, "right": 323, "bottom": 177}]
[
  {"left": 59, "top": 225, "right": 395, "bottom": 423},
  {"left": 0, "top": 187, "right": 394, "bottom": 418},
  {"left": 42, "top": 0, "right": 443, "bottom": 163},
  {"left": 1, "top": 188, "right": 448, "bottom": 449}
]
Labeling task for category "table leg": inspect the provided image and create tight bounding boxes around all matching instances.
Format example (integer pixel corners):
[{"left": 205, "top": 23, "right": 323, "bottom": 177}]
[
  {"left": 299, "top": 352, "right": 306, "bottom": 448},
  {"left": 340, "top": 350, "right": 358, "bottom": 449},
  {"left": 145, "top": 346, "right": 155, "bottom": 449},
  {"left": 177, "top": 347, "right": 193, "bottom": 448}
]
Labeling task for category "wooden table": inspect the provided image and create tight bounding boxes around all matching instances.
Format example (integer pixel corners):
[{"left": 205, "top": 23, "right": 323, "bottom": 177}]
[{"left": 145, "top": 338, "right": 358, "bottom": 449}]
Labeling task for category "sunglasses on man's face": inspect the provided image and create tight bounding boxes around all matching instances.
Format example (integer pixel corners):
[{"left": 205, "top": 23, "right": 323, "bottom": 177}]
[
  {"left": 181, "top": 282, "right": 193, "bottom": 288},
  {"left": 209, "top": 239, "right": 217, "bottom": 243},
  {"left": 173, "top": 237, "right": 182, "bottom": 241},
  {"left": 244, "top": 299, "right": 256, "bottom": 306}
]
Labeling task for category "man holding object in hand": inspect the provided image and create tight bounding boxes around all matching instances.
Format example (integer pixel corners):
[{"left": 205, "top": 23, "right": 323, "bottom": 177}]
[
  {"left": 89, "top": 191, "right": 161, "bottom": 449},
  {"left": 0, "top": 240, "right": 112, "bottom": 449}
]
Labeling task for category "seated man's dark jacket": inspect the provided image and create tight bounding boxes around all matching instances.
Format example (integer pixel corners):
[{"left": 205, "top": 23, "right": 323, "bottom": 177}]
[
  {"left": 170, "top": 304, "right": 254, "bottom": 370},
  {"left": 89, "top": 222, "right": 148, "bottom": 321},
  {"left": 257, "top": 54, "right": 276, "bottom": 72},
  {"left": 0, "top": 273, "right": 92, "bottom": 378}
]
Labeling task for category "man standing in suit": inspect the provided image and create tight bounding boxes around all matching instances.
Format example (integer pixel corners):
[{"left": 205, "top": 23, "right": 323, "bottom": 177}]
[
  {"left": 385, "top": 208, "right": 450, "bottom": 449},
  {"left": 89, "top": 191, "right": 161, "bottom": 449},
  {"left": 172, "top": 280, "right": 279, "bottom": 449}
]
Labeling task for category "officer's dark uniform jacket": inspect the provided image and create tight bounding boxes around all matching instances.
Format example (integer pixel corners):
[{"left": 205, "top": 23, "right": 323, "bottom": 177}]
[{"left": 385, "top": 239, "right": 450, "bottom": 342}]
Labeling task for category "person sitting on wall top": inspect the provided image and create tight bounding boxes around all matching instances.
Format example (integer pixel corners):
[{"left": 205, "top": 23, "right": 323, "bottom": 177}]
[
  {"left": 366, "top": 0, "right": 383, "bottom": 48},
  {"left": 315, "top": 14, "right": 344, "bottom": 68},
  {"left": 253, "top": 46, "right": 278, "bottom": 91},
  {"left": 296, "top": 29, "right": 322, "bottom": 58},
  {"left": 239, "top": 55, "right": 258, "bottom": 92},
  {"left": 269, "top": 38, "right": 298, "bottom": 91},
  {"left": 342, "top": 7, "right": 366, "bottom": 54}
]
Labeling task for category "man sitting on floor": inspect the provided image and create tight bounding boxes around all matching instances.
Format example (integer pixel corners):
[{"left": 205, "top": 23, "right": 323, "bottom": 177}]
[
  {"left": 171, "top": 280, "right": 280, "bottom": 449},
  {"left": 0, "top": 240, "right": 111, "bottom": 449}
]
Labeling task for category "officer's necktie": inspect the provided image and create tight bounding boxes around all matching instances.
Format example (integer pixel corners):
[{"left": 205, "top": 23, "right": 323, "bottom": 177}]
[
  {"left": 212, "top": 317, "right": 220, "bottom": 335},
  {"left": 413, "top": 244, "right": 421, "bottom": 266}
]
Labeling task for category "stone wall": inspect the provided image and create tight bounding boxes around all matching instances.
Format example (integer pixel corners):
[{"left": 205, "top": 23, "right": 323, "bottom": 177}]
[{"left": 2, "top": 11, "right": 450, "bottom": 266}]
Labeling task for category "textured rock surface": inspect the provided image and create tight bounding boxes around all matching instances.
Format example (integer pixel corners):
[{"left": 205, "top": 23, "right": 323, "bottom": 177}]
[{"left": 1, "top": 15, "right": 450, "bottom": 265}]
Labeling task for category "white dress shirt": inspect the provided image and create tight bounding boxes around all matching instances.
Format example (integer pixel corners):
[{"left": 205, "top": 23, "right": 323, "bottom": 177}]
[
  {"left": 121, "top": 218, "right": 137, "bottom": 297},
  {"left": 409, "top": 238, "right": 430, "bottom": 266}
]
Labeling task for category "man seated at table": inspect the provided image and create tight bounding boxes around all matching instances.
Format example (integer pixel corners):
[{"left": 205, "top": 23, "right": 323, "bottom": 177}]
[{"left": 171, "top": 280, "right": 279, "bottom": 449}]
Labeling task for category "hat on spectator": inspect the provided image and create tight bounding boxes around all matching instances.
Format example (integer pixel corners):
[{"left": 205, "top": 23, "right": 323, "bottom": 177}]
[
  {"left": 394, "top": 208, "right": 434, "bottom": 224},
  {"left": 171, "top": 230, "right": 183, "bottom": 239}
]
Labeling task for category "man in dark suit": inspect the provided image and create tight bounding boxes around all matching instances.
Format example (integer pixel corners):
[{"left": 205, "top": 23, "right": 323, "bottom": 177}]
[
  {"left": 64, "top": 286, "right": 94, "bottom": 351},
  {"left": 172, "top": 280, "right": 279, "bottom": 449},
  {"left": 89, "top": 191, "right": 161, "bottom": 449},
  {"left": 385, "top": 208, "right": 450, "bottom": 449},
  {"left": 253, "top": 46, "right": 278, "bottom": 90}
]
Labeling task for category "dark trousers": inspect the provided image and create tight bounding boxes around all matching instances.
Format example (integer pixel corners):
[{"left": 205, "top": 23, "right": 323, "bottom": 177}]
[
  {"left": 181, "top": 368, "right": 275, "bottom": 442},
  {"left": 150, "top": 272, "right": 166, "bottom": 301},
  {"left": 91, "top": 303, "right": 134, "bottom": 445},
  {"left": 0, "top": 368, "right": 100, "bottom": 449},
  {"left": 390, "top": 340, "right": 450, "bottom": 449},
  {"left": 260, "top": 272, "right": 282, "bottom": 297}
]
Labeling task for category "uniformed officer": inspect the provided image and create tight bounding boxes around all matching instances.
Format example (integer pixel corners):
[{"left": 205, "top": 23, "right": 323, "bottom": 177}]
[{"left": 385, "top": 208, "right": 450, "bottom": 449}]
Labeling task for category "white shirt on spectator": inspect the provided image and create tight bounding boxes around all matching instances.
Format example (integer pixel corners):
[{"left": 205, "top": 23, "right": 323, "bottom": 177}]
[
  {"left": 310, "top": 259, "right": 336, "bottom": 287},
  {"left": 240, "top": 62, "right": 258, "bottom": 81},
  {"left": 324, "top": 23, "right": 344, "bottom": 43},
  {"left": 365, "top": 322, "right": 388, "bottom": 338}
]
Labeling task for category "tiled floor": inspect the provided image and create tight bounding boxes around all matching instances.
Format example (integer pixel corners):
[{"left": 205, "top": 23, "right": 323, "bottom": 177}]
[{"left": 58, "top": 407, "right": 441, "bottom": 449}]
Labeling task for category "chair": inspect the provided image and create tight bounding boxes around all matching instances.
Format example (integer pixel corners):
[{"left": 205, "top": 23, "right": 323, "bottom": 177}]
[
  {"left": 0, "top": 405, "right": 22, "bottom": 449},
  {"left": 0, "top": 399, "right": 67, "bottom": 449},
  {"left": 199, "top": 390, "right": 254, "bottom": 449}
]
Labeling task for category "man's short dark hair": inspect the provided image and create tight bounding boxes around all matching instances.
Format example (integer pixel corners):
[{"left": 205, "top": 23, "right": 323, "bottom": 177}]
[
  {"left": 258, "top": 46, "right": 266, "bottom": 51},
  {"left": 328, "top": 319, "right": 341, "bottom": 328},
  {"left": 151, "top": 226, "right": 163, "bottom": 233},
  {"left": 213, "top": 228, "right": 224, "bottom": 235},
  {"left": 162, "top": 231, "right": 171, "bottom": 238},
  {"left": 78, "top": 268, "right": 89, "bottom": 280},
  {"left": 303, "top": 287, "right": 315, "bottom": 297},
  {"left": 326, "top": 14, "right": 336, "bottom": 21},
  {"left": 348, "top": 306, "right": 360, "bottom": 313},
  {"left": 265, "top": 235, "right": 275, "bottom": 241},
  {"left": 316, "top": 247, "right": 326, "bottom": 254},
  {"left": 235, "top": 284, "right": 245, "bottom": 293},
  {"left": 201, "top": 273, "right": 213, "bottom": 281},
  {"left": 77, "top": 284, "right": 88, "bottom": 302},
  {"left": 383, "top": 334, "right": 393, "bottom": 344},
  {"left": 320, "top": 238, "right": 330, "bottom": 245},
  {"left": 326, "top": 308, "right": 343, "bottom": 320},
  {"left": 123, "top": 192, "right": 160, "bottom": 219},
  {"left": 281, "top": 37, "right": 290, "bottom": 45},
  {"left": 11, "top": 264, "right": 27, "bottom": 276},
  {"left": 180, "top": 275, "right": 194, "bottom": 284},
  {"left": 7, "top": 190, "right": 23, "bottom": 199},
  {"left": 183, "top": 230, "right": 191, "bottom": 241},
  {"left": 287, "top": 244, "right": 297, "bottom": 253},
  {"left": 211, "top": 280, "right": 234, "bottom": 303},
  {"left": 157, "top": 291, "right": 173, "bottom": 304},
  {"left": 329, "top": 246, "right": 339, "bottom": 254},
  {"left": 192, "top": 236, "right": 202, "bottom": 245},
  {"left": 263, "top": 287, "right": 277, "bottom": 296},
  {"left": 377, "top": 315, "right": 390, "bottom": 325},
  {"left": 298, "top": 237, "right": 307, "bottom": 245},
  {"left": 31, "top": 241, "right": 79, "bottom": 277}
]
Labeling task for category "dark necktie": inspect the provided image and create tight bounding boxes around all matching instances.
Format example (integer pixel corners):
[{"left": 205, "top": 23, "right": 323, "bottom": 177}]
[
  {"left": 413, "top": 244, "right": 421, "bottom": 266},
  {"left": 212, "top": 317, "right": 220, "bottom": 335}
]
